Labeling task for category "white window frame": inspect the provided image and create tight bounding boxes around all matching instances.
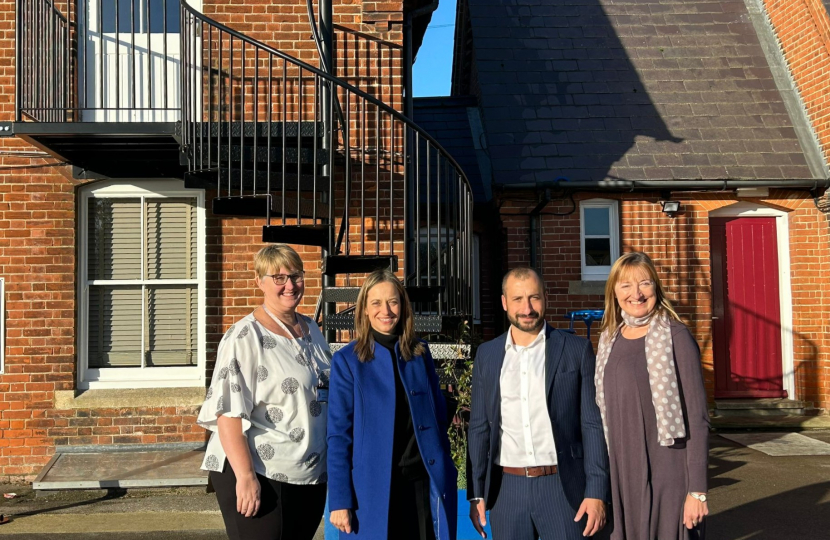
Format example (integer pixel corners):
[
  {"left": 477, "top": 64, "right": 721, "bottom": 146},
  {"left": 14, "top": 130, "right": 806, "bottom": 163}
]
[
  {"left": 78, "top": 180, "right": 206, "bottom": 389},
  {"left": 580, "top": 199, "right": 620, "bottom": 281}
]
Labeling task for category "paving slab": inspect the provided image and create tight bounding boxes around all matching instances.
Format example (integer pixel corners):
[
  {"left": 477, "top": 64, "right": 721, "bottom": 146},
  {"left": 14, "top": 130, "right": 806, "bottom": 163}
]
[
  {"left": 34, "top": 449, "right": 208, "bottom": 490},
  {"left": 719, "top": 432, "right": 830, "bottom": 456}
]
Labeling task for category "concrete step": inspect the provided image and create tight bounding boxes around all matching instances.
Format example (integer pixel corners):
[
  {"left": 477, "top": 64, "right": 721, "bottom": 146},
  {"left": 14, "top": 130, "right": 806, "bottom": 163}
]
[
  {"left": 710, "top": 413, "right": 830, "bottom": 431},
  {"left": 714, "top": 398, "right": 807, "bottom": 417}
]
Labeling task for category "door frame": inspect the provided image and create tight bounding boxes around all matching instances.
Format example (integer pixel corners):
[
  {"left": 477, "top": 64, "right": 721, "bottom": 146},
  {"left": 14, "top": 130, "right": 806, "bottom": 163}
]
[{"left": 708, "top": 202, "right": 795, "bottom": 399}]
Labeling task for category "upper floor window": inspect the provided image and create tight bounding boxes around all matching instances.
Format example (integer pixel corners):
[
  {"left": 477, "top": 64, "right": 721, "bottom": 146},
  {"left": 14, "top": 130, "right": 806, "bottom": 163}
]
[
  {"left": 580, "top": 199, "right": 620, "bottom": 281},
  {"left": 79, "top": 180, "right": 205, "bottom": 389},
  {"left": 100, "top": 0, "right": 181, "bottom": 34}
]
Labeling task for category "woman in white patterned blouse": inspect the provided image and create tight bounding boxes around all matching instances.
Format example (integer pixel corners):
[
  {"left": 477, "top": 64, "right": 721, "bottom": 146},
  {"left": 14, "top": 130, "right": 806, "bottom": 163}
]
[{"left": 197, "top": 244, "right": 331, "bottom": 540}]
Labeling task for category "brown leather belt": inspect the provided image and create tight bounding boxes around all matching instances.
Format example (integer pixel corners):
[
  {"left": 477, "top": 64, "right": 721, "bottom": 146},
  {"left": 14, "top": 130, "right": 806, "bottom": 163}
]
[{"left": 502, "top": 465, "right": 558, "bottom": 477}]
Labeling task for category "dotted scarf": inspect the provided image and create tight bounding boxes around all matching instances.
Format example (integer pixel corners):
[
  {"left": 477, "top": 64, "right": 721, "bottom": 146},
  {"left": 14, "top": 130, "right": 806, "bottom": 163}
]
[{"left": 595, "top": 309, "right": 686, "bottom": 447}]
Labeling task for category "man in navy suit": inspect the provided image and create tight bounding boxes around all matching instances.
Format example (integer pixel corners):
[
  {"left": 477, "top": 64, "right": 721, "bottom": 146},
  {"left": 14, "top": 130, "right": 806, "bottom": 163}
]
[{"left": 467, "top": 267, "right": 609, "bottom": 539}]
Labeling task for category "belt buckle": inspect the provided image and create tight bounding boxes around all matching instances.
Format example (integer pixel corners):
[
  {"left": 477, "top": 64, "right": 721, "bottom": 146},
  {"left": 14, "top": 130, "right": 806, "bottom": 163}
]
[{"left": 524, "top": 467, "right": 532, "bottom": 478}]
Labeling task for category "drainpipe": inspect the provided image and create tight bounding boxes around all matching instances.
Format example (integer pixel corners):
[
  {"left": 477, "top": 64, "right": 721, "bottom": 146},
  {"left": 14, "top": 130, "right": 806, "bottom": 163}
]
[
  {"left": 528, "top": 188, "right": 550, "bottom": 270},
  {"left": 318, "top": 0, "right": 334, "bottom": 340}
]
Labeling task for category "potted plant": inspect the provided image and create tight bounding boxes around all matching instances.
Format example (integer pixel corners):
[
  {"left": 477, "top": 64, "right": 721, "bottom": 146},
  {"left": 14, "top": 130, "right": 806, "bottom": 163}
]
[{"left": 438, "top": 321, "right": 492, "bottom": 539}]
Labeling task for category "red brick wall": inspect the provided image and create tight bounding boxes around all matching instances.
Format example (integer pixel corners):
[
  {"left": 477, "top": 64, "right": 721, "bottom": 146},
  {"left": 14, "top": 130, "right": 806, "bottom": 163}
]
[
  {"left": 0, "top": 0, "right": 412, "bottom": 480},
  {"left": 762, "top": 0, "right": 830, "bottom": 161},
  {"left": 494, "top": 190, "right": 830, "bottom": 411}
]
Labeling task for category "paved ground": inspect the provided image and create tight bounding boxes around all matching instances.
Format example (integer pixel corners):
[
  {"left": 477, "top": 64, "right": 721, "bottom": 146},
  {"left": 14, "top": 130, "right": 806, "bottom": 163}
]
[
  {"left": 0, "top": 432, "right": 828, "bottom": 539},
  {"left": 706, "top": 432, "right": 830, "bottom": 540}
]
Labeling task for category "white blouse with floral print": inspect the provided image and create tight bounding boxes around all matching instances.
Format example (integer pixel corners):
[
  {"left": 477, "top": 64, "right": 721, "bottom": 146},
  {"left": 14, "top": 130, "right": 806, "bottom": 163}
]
[{"left": 197, "top": 312, "right": 331, "bottom": 484}]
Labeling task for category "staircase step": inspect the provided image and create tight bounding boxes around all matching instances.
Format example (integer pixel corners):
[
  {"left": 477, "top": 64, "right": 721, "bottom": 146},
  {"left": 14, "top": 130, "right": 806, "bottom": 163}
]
[
  {"left": 212, "top": 195, "right": 329, "bottom": 219},
  {"left": 203, "top": 144, "right": 329, "bottom": 165},
  {"left": 262, "top": 224, "right": 331, "bottom": 247},
  {"left": 321, "top": 287, "right": 361, "bottom": 303},
  {"left": 193, "top": 121, "right": 324, "bottom": 138},
  {"left": 184, "top": 169, "right": 330, "bottom": 192},
  {"left": 322, "top": 255, "right": 398, "bottom": 275},
  {"left": 323, "top": 313, "right": 443, "bottom": 333},
  {"left": 714, "top": 398, "right": 807, "bottom": 417}
]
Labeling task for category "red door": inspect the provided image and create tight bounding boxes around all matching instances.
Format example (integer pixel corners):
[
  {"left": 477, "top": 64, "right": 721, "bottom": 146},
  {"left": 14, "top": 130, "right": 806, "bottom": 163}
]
[{"left": 710, "top": 217, "right": 786, "bottom": 398}]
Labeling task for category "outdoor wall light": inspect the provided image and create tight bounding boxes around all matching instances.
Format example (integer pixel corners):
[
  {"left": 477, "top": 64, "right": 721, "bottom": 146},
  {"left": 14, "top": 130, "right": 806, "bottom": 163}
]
[{"left": 661, "top": 200, "right": 681, "bottom": 216}]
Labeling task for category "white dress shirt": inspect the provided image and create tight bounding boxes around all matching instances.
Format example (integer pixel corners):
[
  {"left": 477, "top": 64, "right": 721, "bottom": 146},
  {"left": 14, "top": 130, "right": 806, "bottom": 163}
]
[{"left": 497, "top": 324, "right": 558, "bottom": 467}]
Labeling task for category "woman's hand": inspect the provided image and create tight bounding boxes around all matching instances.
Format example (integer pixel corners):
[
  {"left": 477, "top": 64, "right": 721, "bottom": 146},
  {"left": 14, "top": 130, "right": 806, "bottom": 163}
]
[
  {"left": 330, "top": 509, "right": 353, "bottom": 534},
  {"left": 683, "top": 493, "right": 708, "bottom": 529},
  {"left": 235, "top": 472, "right": 261, "bottom": 517}
]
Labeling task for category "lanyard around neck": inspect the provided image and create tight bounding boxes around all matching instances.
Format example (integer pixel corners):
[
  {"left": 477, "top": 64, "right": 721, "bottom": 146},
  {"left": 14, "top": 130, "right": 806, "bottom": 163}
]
[{"left": 261, "top": 305, "right": 319, "bottom": 373}]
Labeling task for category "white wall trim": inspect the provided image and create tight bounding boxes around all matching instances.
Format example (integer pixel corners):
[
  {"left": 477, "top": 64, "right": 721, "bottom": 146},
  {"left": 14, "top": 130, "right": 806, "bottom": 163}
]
[
  {"left": 709, "top": 202, "right": 796, "bottom": 399},
  {"left": 77, "top": 179, "right": 206, "bottom": 390}
]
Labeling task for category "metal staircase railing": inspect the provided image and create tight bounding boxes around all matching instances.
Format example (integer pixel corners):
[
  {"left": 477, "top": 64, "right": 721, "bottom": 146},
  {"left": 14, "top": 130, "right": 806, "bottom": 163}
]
[{"left": 179, "top": 1, "right": 475, "bottom": 324}]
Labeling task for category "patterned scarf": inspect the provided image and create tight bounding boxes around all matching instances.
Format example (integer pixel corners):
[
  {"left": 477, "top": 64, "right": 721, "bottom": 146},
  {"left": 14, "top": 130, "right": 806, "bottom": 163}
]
[{"left": 595, "top": 309, "right": 686, "bottom": 447}]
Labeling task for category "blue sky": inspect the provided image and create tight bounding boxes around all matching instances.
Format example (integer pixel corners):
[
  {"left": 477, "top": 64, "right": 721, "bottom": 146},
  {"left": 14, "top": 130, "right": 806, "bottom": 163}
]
[{"left": 413, "top": 0, "right": 456, "bottom": 97}]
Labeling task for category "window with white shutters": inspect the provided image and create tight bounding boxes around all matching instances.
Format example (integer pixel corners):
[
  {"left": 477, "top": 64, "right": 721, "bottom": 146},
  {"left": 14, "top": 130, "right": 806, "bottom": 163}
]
[{"left": 80, "top": 181, "right": 204, "bottom": 388}]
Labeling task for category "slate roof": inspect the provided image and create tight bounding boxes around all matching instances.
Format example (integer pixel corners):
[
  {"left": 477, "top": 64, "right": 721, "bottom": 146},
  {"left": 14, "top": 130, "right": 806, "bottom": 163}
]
[
  {"left": 458, "top": 0, "right": 814, "bottom": 184},
  {"left": 413, "top": 96, "right": 488, "bottom": 202}
]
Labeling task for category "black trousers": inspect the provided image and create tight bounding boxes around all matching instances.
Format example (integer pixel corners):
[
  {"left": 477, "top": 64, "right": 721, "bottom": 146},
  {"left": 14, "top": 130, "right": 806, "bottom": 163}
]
[
  {"left": 210, "top": 465, "right": 326, "bottom": 540},
  {"left": 387, "top": 475, "right": 436, "bottom": 540}
]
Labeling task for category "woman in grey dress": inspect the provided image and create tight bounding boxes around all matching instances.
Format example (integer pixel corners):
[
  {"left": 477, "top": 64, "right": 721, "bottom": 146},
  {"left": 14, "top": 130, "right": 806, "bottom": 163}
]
[{"left": 594, "top": 252, "right": 709, "bottom": 539}]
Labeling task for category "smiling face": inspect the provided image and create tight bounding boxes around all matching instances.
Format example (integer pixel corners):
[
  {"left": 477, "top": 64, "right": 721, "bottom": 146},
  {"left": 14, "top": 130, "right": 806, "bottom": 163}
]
[
  {"left": 614, "top": 266, "right": 658, "bottom": 320},
  {"left": 364, "top": 281, "right": 401, "bottom": 335},
  {"left": 501, "top": 273, "right": 546, "bottom": 335},
  {"left": 256, "top": 266, "right": 305, "bottom": 314}
]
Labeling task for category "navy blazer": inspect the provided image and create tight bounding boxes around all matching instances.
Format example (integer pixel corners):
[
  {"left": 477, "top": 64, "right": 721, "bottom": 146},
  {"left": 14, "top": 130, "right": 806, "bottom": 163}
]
[
  {"left": 327, "top": 340, "right": 458, "bottom": 540},
  {"left": 467, "top": 323, "right": 609, "bottom": 511}
]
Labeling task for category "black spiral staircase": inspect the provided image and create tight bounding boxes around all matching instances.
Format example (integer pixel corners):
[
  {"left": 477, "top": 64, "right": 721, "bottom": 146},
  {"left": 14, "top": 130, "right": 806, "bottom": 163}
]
[{"left": 12, "top": 0, "right": 474, "bottom": 338}]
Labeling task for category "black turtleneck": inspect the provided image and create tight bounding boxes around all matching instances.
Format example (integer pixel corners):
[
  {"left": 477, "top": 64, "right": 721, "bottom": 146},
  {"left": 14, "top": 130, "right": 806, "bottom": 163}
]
[{"left": 371, "top": 329, "right": 428, "bottom": 481}]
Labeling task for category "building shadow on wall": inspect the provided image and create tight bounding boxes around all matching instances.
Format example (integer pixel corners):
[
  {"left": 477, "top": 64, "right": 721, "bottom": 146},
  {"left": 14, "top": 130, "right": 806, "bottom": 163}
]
[{"left": 458, "top": 0, "right": 684, "bottom": 184}]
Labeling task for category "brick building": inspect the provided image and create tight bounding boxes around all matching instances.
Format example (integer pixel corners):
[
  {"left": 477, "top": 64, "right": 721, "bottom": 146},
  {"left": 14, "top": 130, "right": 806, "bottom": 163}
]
[
  {"left": 421, "top": 0, "right": 830, "bottom": 414},
  {"left": 0, "top": 0, "right": 476, "bottom": 479}
]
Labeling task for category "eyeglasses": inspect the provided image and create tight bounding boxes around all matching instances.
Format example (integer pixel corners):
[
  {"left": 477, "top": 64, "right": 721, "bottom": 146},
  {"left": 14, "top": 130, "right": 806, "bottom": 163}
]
[
  {"left": 264, "top": 272, "right": 305, "bottom": 286},
  {"left": 616, "top": 280, "right": 655, "bottom": 292}
]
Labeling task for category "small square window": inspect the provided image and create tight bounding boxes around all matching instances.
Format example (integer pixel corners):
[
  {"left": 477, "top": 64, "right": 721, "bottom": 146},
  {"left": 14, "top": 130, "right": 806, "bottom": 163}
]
[{"left": 580, "top": 199, "right": 620, "bottom": 280}]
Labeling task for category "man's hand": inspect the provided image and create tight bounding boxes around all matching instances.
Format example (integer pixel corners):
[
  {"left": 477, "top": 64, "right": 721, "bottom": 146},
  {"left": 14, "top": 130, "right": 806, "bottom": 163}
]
[
  {"left": 330, "top": 509, "right": 353, "bottom": 534},
  {"left": 574, "top": 498, "right": 606, "bottom": 537},
  {"left": 469, "top": 499, "right": 488, "bottom": 538}
]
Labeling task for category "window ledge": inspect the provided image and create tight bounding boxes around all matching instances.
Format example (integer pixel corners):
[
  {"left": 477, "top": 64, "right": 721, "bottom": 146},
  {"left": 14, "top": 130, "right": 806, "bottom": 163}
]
[
  {"left": 568, "top": 280, "right": 607, "bottom": 296},
  {"left": 55, "top": 387, "right": 206, "bottom": 410}
]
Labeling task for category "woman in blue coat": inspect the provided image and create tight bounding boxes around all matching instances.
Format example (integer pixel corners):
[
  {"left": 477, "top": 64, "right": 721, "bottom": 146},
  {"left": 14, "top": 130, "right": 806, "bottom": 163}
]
[{"left": 328, "top": 269, "right": 457, "bottom": 540}]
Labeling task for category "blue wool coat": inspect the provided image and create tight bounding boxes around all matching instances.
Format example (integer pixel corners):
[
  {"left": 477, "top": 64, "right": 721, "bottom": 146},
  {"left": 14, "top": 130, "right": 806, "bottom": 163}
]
[{"left": 327, "top": 340, "right": 458, "bottom": 540}]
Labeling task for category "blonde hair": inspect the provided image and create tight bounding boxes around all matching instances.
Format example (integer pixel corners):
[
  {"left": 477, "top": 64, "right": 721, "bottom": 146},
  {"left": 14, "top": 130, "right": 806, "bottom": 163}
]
[
  {"left": 254, "top": 244, "right": 303, "bottom": 277},
  {"left": 353, "top": 269, "right": 425, "bottom": 362},
  {"left": 600, "top": 252, "right": 681, "bottom": 334}
]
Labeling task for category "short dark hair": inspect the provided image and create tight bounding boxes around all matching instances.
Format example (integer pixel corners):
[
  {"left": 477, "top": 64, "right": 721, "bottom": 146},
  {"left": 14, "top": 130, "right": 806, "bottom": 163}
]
[{"left": 501, "top": 267, "right": 546, "bottom": 295}]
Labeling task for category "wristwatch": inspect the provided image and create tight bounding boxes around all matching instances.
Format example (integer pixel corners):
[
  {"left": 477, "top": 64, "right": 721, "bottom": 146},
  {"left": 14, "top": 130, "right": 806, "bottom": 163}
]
[{"left": 689, "top": 492, "right": 707, "bottom": 502}]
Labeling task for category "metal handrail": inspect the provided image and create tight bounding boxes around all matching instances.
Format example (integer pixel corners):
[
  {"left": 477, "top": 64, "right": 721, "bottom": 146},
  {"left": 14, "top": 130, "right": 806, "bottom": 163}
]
[
  {"left": 180, "top": 0, "right": 475, "bottom": 318},
  {"left": 179, "top": 1, "right": 469, "bottom": 174},
  {"left": 12, "top": 0, "right": 475, "bottom": 319}
]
